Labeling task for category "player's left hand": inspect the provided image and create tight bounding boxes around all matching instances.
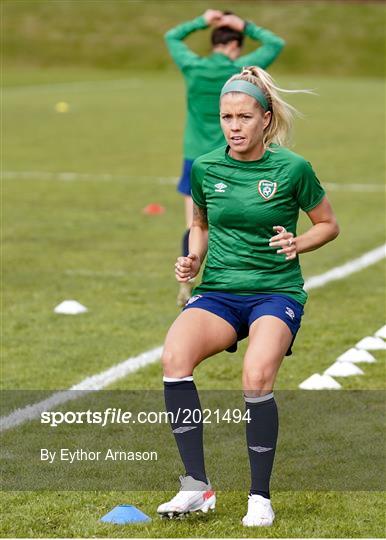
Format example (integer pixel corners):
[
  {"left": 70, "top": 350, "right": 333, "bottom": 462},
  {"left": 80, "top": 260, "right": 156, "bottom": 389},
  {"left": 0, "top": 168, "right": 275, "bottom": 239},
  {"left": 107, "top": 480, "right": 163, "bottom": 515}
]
[{"left": 269, "top": 225, "right": 297, "bottom": 260}]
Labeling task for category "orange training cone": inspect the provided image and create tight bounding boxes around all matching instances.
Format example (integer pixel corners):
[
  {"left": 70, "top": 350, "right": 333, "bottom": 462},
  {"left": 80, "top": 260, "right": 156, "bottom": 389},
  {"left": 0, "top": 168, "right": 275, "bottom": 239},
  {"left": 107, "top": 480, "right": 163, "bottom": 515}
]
[{"left": 143, "top": 203, "right": 165, "bottom": 215}]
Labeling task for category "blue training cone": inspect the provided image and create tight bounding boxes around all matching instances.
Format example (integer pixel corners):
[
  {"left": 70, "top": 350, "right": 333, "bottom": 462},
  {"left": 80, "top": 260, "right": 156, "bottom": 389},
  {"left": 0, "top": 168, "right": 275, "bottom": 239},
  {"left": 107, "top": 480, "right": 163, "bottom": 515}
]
[{"left": 100, "top": 504, "right": 151, "bottom": 524}]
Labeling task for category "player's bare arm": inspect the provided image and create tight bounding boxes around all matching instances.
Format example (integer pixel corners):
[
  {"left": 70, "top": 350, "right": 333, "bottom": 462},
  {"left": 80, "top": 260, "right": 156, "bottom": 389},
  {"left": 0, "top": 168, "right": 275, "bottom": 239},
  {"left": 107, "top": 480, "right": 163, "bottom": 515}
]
[
  {"left": 175, "top": 204, "right": 208, "bottom": 282},
  {"left": 269, "top": 197, "right": 339, "bottom": 260},
  {"left": 192, "top": 203, "right": 208, "bottom": 228}
]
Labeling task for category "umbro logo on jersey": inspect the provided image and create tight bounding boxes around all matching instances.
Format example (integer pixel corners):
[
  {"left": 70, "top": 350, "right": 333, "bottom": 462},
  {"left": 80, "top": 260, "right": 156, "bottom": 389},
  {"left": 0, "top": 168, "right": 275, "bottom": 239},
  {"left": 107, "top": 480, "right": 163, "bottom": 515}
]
[
  {"left": 285, "top": 307, "right": 295, "bottom": 320},
  {"left": 214, "top": 182, "right": 227, "bottom": 193},
  {"left": 173, "top": 426, "right": 198, "bottom": 434},
  {"left": 249, "top": 446, "right": 273, "bottom": 453},
  {"left": 258, "top": 180, "right": 277, "bottom": 200}
]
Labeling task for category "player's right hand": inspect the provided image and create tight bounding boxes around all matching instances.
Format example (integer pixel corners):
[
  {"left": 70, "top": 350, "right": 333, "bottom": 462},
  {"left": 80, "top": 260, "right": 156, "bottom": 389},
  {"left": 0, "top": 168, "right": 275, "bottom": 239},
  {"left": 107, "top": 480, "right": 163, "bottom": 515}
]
[
  {"left": 202, "top": 9, "right": 224, "bottom": 26},
  {"left": 174, "top": 253, "right": 201, "bottom": 282}
]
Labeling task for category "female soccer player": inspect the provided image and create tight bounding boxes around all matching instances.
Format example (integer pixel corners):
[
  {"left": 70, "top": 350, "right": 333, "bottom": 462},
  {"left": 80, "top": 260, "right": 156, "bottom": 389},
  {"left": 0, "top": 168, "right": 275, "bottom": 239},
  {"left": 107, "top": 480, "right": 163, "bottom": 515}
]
[
  {"left": 157, "top": 66, "right": 339, "bottom": 526},
  {"left": 165, "top": 10, "right": 285, "bottom": 305}
]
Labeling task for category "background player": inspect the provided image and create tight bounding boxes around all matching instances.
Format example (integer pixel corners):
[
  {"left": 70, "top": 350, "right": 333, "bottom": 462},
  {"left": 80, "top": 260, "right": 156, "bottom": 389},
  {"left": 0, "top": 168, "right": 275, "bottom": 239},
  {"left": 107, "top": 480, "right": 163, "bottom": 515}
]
[
  {"left": 164, "top": 9, "right": 285, "bottom": 305},
  {"left": 157, "top": 66, "right": 339, "bottom": 526}
]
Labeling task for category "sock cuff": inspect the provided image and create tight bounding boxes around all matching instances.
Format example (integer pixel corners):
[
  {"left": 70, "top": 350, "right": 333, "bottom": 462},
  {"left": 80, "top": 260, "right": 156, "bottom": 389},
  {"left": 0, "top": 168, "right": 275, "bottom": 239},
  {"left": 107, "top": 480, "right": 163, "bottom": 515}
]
[
  {"left": 244, "top": 392, "right": 274, "bottom": 404},
  {"left": 163, "top": 375, "right": 194, "bottom": 383}
]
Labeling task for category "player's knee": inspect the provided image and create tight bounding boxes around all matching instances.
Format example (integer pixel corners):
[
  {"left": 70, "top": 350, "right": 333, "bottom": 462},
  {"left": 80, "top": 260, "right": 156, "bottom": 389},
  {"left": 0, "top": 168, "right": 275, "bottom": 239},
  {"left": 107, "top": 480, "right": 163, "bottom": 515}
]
[
  {"left": 161, "top": 347, "right": 192, "bottom": 378},
  {"left": 161, "top": 348, "right": 175, "bottom": 375},
  {"left": 242, "top": 368, "right": 274, "bottom": 394}
]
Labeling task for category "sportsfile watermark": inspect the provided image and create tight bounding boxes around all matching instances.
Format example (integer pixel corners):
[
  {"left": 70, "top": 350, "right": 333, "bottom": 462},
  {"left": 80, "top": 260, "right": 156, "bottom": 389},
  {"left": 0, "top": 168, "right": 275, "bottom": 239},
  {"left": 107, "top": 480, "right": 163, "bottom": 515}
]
[
  {"left": 1, "top": 390, "right": 384, "bottom": 491},
  {"left": 40, "top": 407, "right": 251, "bottom": 427}
]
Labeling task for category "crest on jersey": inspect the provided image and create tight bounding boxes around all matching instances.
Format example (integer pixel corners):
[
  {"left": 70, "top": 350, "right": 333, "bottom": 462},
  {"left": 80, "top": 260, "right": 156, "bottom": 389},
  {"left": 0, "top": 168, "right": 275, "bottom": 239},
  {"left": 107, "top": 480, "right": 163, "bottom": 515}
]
[{"left": 258, "top": 180, "right": 277, "bottom": 200}]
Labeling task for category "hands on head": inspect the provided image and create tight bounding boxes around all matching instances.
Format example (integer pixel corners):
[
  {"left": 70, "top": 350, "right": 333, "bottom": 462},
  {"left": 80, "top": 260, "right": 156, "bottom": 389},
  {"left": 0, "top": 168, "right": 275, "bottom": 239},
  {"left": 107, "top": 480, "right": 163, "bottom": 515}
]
[
  {"left": 203, "top": 10, "right": 245, "bottom": 32},
  {"left": 202, "top": 9, "right": 224, "bottom": 26}
]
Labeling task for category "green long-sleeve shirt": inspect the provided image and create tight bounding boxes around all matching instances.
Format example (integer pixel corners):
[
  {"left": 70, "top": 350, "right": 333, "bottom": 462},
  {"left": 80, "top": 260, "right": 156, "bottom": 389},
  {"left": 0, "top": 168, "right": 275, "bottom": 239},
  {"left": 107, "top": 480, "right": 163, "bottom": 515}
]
[{"left": 165, "top": 16, "right": 285, "bottom": 160}]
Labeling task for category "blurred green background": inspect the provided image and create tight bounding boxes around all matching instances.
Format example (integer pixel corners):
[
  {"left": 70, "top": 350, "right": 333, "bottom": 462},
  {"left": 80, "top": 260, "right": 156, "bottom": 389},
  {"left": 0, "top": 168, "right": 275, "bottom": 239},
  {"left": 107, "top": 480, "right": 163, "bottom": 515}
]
[{"left": 3, "top": 0, "right": 385, "bottom": 78}]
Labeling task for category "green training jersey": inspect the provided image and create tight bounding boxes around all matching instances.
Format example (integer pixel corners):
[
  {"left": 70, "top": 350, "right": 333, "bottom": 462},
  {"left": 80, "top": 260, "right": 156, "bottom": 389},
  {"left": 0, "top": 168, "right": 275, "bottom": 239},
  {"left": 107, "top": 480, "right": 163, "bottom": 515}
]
[
  {"left": 191, "top": 145, "right": 326, "bottom": 305},
  {"left": 164, "top": 17, "right": 285, "bottom": 160}
]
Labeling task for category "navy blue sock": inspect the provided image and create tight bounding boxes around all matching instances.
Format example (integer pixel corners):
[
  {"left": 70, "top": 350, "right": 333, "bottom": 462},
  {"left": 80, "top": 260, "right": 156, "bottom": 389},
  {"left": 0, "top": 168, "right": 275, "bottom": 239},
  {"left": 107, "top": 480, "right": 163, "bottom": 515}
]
[
  {"left": 182, "top": 229, "right": 190, "bottom": 257},
  {"left": 164, "top": 376, "right": 207, "bottom": 483},
  {"left": 245, "top": 393, "right": 278, "bottom": 499}
]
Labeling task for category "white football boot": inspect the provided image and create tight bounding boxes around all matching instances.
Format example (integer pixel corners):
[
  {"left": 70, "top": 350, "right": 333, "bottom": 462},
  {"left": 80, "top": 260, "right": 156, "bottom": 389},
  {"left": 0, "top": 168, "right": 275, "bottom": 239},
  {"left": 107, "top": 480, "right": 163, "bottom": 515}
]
[
  {"left": 242, "top": 494, "right": 275, "bottom": 527},
  {"left": 157, "top": 475, "right": 216, "bottom": 519}
]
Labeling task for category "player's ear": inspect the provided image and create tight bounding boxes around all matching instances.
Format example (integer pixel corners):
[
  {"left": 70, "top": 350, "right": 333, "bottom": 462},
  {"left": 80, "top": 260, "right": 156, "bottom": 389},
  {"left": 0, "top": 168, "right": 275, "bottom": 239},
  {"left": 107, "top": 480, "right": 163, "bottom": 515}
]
[{"left": 263, "top": 111, "right": 272, "bottom": 130}]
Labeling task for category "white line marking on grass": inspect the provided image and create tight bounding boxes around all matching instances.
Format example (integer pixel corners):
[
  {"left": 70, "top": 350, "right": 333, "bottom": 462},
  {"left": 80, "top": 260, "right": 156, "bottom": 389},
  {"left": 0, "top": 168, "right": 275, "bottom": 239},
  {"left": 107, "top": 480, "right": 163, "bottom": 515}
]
[
  {"left": 3, "top": 171, "right": 383, "bottom": 190},
  {"left": 3, "top": 171, "right": 178, "bottom": 184},
  {"left": 304, "top": 244, "right": 386, "bottom": 290},
  {"left": 0, "top": 347, "right": 163, "bottom": 432},
  {"left": 4, "top": 78, "right": 143, "bottom": 94},
  {"left": 1, "top": 245, "right": 385, "bottom": 432}
]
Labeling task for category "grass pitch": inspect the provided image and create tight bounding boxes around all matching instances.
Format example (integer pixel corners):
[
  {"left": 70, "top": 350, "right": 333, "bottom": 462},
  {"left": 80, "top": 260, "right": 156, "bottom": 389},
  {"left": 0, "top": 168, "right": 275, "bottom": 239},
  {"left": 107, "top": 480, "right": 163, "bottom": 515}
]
[{"left": 1, "top": 68, "right": 385, "bottom": 537}]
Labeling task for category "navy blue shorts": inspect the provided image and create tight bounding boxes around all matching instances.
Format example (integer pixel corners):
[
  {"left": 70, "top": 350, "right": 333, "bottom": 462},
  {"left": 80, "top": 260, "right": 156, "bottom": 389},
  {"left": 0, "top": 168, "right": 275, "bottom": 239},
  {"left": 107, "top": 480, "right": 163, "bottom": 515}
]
[
  {"left": 183, "top": 292, "right": 304, "bottom": 356},
  {"left": 177, "top": 159, "right": 194, "bottom": 196}
]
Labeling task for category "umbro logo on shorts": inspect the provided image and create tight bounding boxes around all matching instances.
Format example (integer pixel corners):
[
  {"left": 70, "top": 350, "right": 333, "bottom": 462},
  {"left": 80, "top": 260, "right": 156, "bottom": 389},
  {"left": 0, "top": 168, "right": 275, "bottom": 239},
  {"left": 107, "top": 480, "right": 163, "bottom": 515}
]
[
  {"left": 186, "top": 295, "right": 202, "bottom": 305},
  {"left": 173, "top": 426, "right": 198, "bottom": 434},
  {"left": 249, "top": 446, "right": 273, "bottom": 453},
  {"left": 214, "top": 182, "right": 227, "bottom": 193},
  {"left": 285, "top": 307, "right": 295, "bottom": 320}
]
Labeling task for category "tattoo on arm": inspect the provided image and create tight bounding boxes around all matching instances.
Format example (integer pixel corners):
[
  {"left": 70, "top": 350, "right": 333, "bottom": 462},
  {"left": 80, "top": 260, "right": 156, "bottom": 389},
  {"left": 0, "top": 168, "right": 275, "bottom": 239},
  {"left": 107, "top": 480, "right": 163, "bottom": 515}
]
[{"left": 193, "top": 204, "right": 208, "bottom": 227}]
